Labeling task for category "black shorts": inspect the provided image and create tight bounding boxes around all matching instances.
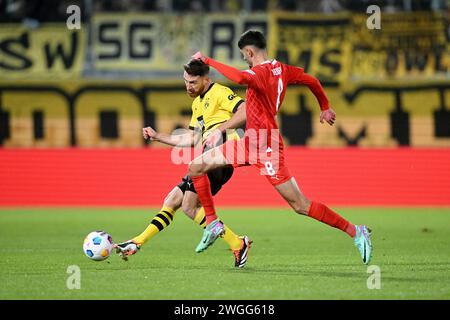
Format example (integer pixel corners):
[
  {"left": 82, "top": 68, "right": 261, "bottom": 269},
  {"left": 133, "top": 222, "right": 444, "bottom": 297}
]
[{"left": 177, "top": 165, "right": 234, "bottom": 196}]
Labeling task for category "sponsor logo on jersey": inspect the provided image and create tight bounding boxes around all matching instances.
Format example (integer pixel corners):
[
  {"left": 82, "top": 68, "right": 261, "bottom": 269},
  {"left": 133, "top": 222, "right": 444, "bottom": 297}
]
[
  {"left": 272, "top": 67, "right": 282, "bottom": 76},
  {"left": 228, "top": 94, "right": 237, "bottom": 100}
]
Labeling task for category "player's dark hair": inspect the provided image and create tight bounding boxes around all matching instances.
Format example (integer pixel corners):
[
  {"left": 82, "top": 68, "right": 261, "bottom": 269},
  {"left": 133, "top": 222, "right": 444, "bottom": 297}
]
[
  {"left": 184, "top": 59, "right": 209, "bottom": 76},
  {"left": 238, "top": 30, "right": 267, "bottom": 50}
]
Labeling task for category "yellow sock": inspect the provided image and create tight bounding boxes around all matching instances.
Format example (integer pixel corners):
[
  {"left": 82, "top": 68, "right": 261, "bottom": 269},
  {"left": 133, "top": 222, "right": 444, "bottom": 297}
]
[
  {"left": 194, "top": 207, "right": 242, "bottom": 251},
  {"left": 193, "top": 208, "right": 207, "bottom": 228},
  {"left": 132, "top": 206, "right": 175, "bottom": 245}
]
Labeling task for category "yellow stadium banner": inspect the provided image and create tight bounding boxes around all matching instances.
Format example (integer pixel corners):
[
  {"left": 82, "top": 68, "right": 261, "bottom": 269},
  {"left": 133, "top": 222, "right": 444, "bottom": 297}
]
[
  {"left": 268, "top": 12, "right": 353, "bottom": 83},
  {"left": 0, "top": 24, "right": 86, "bottom": 79},
  {"left": 351, "top": 12, "right": 449, "bottom": 80},
  {"left": 91, "top": 13, "right": 267, "bottom": 73},
  {"left": 1, "top": 12, "right": 447, "bottom": 81},
  {"left": 269, "top": 11, "right": 449, "bottom": 82}
]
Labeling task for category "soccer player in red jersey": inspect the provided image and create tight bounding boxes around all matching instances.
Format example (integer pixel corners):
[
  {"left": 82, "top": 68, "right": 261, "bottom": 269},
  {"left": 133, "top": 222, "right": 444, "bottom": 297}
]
[{"left": 189, "top": 30, "right": 373, "bottom": 264}]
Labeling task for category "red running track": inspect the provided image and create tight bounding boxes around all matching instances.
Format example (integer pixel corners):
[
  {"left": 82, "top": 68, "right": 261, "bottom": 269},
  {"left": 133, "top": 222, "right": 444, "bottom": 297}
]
[{"left": 0, "top": 148, "right": 449, "bottom": 207}]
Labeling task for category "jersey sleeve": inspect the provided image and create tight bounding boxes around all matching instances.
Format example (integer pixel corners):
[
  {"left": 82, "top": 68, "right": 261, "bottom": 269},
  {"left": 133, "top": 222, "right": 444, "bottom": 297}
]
[
  {"left": 206, "top": 56, "right": 265, "bottom": 91},
  {"left": 206, "top": 57, "right": 252, "bottom": 85},
  {"left": 284, "top": 64, "right": 330, "bottom": 111},
  {"left": 241, "top": 67, "right": 268, "bottom": 92},
  {"left": 284, "top": 64, "right": 305, "bottom": 84},
  {"left": 220, "top": 87, "right": 245, "bottom": 113}
]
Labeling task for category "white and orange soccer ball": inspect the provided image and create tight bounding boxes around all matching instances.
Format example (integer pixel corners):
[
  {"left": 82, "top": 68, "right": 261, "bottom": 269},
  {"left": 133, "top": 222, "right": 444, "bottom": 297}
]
[{"left": 83, "top": 231, "right": 114, "bottom": 261}]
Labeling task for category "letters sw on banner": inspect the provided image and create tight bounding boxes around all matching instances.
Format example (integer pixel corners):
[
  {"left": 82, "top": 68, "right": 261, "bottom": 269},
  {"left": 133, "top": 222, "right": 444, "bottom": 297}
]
[{"left": 0, "top": 25, "right": 85, "bottom": 79}]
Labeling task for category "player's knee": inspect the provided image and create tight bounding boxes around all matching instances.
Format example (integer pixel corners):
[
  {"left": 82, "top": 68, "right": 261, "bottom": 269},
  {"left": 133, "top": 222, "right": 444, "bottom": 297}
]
[
  {"left": 164, "top": 195, "right": 178, "bottom": 208},
  {"left": 188, "top": 162, "right": 204, "bottom": 176},
  {"left": 163, "top": 188, "right": 183, "bottom": 209}
]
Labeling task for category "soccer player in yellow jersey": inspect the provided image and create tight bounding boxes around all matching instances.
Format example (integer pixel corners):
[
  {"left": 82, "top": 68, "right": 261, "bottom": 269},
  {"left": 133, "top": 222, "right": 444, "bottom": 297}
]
[{"left": 115, "top": 59, "right": 251, "bottom": 268}]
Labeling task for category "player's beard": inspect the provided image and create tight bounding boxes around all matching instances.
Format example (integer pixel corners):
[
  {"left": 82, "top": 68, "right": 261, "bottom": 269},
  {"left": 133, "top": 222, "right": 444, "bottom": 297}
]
[{"left": 187, "top": 87, "right": 202, "bottom": 98}]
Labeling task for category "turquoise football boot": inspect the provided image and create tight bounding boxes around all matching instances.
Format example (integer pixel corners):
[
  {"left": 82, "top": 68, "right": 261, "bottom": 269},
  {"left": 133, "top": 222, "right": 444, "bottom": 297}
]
[{"left": 195, "top": 219, "right": 225, "bottom": 253}]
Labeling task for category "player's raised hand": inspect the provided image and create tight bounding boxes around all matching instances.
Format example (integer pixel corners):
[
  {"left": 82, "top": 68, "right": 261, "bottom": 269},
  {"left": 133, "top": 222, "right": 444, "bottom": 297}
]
[
  {"left": 320, "top": 108, "right": 336, "bottom": 126},
  {"left": 204, "top": 129, "right": 223, "bottom": 149},
  {"left": 143, "top": 126, "right": 158, "bottom": 140},
  {"left": 192, "top": 51, "right": 207, "bottom": 63}
]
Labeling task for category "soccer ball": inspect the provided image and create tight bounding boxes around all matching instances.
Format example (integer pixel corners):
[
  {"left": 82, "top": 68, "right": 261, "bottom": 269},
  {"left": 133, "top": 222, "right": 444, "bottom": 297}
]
[{"left": 83, "top": 231, "right": 114, "bottom": 261}]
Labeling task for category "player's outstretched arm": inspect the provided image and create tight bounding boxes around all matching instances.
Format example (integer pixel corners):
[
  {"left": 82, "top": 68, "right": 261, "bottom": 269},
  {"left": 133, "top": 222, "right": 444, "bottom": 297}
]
[
  {"left": 286, "top": 65, "right": 330, "bottom": 110},
  {"left": 143, "top": 126, "right": 198, "bottom": 147},
  {"left": 286, "top": 65, "right": 335, "bottom": 125},
  {"left": 302, "top": 74, "right": 336, "bottom": 126},
  {"left": 192, "top": 51, "right": 252, "bottom": 85}
]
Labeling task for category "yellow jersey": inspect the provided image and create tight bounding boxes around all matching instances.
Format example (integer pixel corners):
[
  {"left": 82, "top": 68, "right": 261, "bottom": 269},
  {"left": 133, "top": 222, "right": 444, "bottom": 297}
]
[{"left": 189, "top": 83, "right": 244, "bottom": 142}]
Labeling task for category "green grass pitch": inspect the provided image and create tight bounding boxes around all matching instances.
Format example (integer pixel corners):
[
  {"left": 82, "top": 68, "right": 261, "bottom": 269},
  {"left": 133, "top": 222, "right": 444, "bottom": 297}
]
[{"left": 1, "top": 207, "right": 449, "bottom": 300}]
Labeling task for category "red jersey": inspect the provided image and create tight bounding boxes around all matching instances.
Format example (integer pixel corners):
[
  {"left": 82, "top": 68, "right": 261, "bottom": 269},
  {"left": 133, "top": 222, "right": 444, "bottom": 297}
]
[
  {"left": 205, "top": 58, "right": 330, "bottom": 132},
  {"left": 206, "top": 56, "right": 330, "bottom": 183}
]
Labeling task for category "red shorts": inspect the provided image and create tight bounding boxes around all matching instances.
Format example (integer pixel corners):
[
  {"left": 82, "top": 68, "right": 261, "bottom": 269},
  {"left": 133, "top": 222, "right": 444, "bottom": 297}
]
[{"left": 218, "top": 138, "right": 292, "bottom": 186}]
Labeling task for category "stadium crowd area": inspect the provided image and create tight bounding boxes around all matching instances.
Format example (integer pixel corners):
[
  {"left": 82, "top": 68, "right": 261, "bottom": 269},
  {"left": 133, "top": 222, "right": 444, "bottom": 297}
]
[{"left": 0, "top": 0, "right": 448, "bottom": 24}]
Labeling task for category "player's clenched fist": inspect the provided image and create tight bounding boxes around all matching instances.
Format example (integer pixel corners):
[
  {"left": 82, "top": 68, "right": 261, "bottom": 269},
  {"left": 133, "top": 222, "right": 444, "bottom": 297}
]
[
  {"left": 143, "top": 126, "right": 158, "bottom": 140},
  {"left": 192, "top": 51, "right": 207, "bottom": 63}
]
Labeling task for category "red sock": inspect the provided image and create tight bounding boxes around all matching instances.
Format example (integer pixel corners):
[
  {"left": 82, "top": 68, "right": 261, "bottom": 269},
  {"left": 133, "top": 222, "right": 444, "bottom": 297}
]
[
  {"left": 191, "top": 174, "right": 217, "bottom": 225},
  {"left": 308, "top": 201, "right": 356, "bottom": 238}
]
